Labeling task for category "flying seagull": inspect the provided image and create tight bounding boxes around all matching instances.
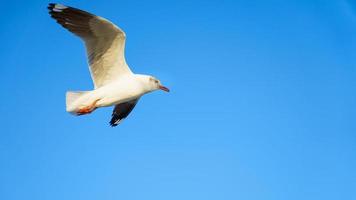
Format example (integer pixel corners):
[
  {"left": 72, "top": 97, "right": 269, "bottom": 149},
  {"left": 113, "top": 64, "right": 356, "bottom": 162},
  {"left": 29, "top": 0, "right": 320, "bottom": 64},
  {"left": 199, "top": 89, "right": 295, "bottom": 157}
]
[{"left": 47, "top": 3, "right": 170, "bottom": 126}]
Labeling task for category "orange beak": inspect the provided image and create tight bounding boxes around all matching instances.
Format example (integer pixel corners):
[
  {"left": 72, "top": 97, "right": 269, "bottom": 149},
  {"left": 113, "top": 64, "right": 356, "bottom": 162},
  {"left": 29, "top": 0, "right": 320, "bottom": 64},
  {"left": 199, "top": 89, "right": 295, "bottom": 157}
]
[{"left": 159, "top": 85, "right": 170, "bottom": 92}]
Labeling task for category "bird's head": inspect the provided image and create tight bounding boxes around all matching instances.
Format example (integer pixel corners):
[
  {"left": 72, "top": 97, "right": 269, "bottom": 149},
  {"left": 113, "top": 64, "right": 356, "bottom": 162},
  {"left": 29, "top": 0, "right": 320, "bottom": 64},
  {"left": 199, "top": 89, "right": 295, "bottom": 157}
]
[
  {"left": 148, "top": 76, "right": 170, "bottom": 92},
  {"left": 136, "top": 75, "right": 170, "bottom": 93}
]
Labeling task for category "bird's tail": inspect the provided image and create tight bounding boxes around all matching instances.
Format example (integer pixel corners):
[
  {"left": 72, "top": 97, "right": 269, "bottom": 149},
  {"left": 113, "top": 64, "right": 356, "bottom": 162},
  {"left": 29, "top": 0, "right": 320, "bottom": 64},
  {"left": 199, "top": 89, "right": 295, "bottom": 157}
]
[{"left": 66, "top": 91, "right": 89, "bottom": 113}]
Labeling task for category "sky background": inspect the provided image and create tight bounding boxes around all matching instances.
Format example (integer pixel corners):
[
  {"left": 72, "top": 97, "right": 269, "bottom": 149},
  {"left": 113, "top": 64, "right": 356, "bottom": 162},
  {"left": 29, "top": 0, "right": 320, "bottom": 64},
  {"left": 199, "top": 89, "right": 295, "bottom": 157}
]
[{"left": 0, "top": 0, "right": 355, "bottom": 199}]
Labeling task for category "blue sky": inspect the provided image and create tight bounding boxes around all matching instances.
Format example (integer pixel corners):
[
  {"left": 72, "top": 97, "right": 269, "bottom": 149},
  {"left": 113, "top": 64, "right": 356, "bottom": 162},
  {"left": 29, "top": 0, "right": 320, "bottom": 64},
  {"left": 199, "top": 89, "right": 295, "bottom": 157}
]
[{"left": 0, "top": 0, "right": 355, "bottom": 199}]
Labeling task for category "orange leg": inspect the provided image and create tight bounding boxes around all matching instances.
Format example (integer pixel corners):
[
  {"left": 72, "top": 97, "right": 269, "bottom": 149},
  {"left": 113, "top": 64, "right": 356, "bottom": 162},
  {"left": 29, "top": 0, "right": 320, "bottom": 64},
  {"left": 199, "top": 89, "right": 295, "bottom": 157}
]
[{"left": 76, "top": 99, "right": 100, "bottom": 116}]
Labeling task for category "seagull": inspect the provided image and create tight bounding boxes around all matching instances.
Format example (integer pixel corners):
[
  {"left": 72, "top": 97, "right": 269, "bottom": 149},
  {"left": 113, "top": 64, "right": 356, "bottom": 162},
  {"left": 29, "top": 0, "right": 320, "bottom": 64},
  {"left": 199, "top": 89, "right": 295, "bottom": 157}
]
[{"left": 47, "top": 3, "right": 170, "bottom": 126}]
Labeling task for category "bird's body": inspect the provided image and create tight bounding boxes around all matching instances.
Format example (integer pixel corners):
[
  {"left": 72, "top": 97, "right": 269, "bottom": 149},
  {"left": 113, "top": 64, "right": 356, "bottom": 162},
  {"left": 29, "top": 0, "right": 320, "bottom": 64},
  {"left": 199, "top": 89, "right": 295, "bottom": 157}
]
[
  {"left": 66, "top": 74, "right": 152, "bottom": 113},
  {"left": 47, "top": 3, "right": 169, "bottom": 126}
]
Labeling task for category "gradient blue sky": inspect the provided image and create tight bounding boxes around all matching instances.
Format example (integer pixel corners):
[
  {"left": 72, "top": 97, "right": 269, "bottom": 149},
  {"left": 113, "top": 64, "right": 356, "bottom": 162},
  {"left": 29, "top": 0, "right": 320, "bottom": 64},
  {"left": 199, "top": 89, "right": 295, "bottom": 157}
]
[{"left": 0, "top": 0, "right": 355, "bottom": 199}]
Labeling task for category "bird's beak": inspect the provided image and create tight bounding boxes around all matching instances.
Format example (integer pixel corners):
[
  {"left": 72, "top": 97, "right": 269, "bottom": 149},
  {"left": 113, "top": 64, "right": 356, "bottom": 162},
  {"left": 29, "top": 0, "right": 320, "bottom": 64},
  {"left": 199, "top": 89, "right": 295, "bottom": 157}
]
[{"left": 159, "top": 85, "right": 170, "bottom": 92}]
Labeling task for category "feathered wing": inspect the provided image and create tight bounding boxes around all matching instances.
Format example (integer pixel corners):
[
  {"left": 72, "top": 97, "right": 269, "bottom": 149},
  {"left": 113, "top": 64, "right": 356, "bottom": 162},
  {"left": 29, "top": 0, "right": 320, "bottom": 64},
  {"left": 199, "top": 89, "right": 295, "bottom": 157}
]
[
  {"left": 110, "top": 99, "right": 140, "bottom": 126},
  {"left": 48, "top": 3, "right": 132, "bottom": 88}
]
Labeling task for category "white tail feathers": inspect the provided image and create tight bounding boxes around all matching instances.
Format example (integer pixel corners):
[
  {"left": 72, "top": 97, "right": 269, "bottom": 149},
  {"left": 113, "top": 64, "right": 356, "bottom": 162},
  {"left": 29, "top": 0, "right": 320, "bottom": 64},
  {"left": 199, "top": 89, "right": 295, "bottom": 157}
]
[{"left": 66, "top": 91, "right": 89, "bottom": 112}]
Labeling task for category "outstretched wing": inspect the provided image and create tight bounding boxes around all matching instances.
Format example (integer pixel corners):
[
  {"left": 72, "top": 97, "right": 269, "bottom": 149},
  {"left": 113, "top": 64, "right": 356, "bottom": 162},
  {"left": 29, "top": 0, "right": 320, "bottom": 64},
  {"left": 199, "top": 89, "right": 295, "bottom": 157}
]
[
  {"left": 110, "top": 99, "right": 140, "bottom": 127},
  {"left": 48, "top": 3, "right": 132, "bottom": 88}
]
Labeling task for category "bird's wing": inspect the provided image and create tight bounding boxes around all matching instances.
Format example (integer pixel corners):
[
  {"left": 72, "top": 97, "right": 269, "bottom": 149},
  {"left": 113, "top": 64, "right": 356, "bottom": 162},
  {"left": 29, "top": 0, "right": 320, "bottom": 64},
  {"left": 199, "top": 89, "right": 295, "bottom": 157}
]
[
  {"left": 48, "top": 3, "right": 132, "bottom": 89},
  {"left": 110, "top": 99, "right": 140, "bottom": 126}
]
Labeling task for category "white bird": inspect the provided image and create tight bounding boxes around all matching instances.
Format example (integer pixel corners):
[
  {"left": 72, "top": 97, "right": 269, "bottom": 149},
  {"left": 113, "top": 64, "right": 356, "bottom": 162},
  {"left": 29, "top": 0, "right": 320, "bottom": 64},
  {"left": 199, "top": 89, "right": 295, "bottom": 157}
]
[{"left": 48, "top": 3, "right": 170, "bottom": 126}]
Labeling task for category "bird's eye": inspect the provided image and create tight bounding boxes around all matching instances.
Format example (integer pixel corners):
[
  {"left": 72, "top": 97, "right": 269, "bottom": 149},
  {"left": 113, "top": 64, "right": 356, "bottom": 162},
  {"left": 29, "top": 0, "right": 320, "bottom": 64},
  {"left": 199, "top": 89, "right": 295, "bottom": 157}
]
[{"left": 154, "top": 80, "right": 159, "bottom": 84}]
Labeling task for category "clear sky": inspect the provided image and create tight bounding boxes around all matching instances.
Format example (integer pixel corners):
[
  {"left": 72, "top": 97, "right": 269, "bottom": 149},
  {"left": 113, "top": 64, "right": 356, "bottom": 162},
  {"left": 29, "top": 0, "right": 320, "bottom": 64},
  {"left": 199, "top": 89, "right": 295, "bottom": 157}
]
[{"left": 0, "top": 0, "right": 355, "bottom": 199}]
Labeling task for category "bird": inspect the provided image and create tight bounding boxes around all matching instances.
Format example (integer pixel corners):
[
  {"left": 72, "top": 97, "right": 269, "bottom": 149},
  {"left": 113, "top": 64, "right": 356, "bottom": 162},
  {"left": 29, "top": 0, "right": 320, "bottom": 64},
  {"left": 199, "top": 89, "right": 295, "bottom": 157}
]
[{"left": 47, "top": 3, "right": 170, "bottom": 126}]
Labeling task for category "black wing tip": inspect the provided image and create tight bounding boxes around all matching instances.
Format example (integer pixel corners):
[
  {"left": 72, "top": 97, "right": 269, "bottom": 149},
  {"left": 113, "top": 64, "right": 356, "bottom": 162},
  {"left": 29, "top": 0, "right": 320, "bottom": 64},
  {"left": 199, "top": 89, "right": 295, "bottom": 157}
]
[
  {"left": 109, "top": 99, "right": 140, "bottom": 127},
  {"left": 109, "top": 118, "right": 123, "bottom": 127},
  {"left": 47, "top": 3, "right": 68, "bottom": 12},
  {"left": 110, "top": 123, "right": 118, "bottom": 127},
  {"left": 48, "top": 3, "right": 57, "bottom": 9},
  {"left": 47, "top": 4, "right": 54, "bottom": 11}
]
